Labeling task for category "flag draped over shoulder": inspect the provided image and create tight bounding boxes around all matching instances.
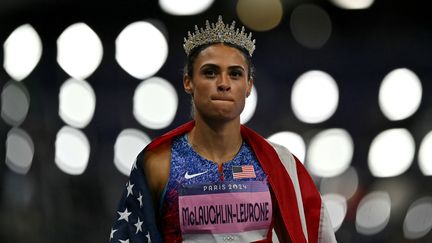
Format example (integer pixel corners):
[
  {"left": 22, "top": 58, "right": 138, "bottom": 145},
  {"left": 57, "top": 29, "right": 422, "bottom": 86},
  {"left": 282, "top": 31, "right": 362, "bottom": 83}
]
[
  {"left": 109, "top": 121, "right": 336, "bottom": 243},
  {"left": 109, "top": 150, "right": 162, "bottom": 243}
]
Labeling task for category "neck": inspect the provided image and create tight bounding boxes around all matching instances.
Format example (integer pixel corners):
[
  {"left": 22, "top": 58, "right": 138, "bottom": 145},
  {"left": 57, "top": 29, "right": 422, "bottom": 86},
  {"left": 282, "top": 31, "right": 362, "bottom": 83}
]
[{"left": 188, "top": 115, "right": 243, "bottom": 164}]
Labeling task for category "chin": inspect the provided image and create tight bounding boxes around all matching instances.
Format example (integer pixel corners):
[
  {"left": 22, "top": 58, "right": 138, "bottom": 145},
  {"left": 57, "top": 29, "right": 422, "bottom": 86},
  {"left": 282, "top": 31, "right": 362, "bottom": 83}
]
[
  {"left": 195, "top": 105, "right": 242, "bottom": 121},
  {"left": 212, "top": 111, "right": 242, "bottom": 122},
  {"left": 197, "top": 111, "right": 238, "bottom": 123}
]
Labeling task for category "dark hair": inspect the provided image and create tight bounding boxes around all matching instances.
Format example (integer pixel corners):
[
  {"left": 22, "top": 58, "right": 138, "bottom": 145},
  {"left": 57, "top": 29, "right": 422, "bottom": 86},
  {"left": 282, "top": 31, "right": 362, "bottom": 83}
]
[{"left": 183, "top": 42, "right": 255, "bottom": 80}]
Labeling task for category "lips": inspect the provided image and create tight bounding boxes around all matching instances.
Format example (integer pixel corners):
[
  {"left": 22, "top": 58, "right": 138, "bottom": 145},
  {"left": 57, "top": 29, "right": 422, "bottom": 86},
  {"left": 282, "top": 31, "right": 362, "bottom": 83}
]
[{"left": 211, "top": 96, "right": 234, "bottom": 101}]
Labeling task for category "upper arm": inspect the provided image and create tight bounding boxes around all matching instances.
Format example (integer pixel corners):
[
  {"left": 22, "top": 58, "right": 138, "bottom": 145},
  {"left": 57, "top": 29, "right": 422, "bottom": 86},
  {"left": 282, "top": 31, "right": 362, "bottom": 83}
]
[{"left": 142, "top": 142, "right": 171, "bottom": 208}]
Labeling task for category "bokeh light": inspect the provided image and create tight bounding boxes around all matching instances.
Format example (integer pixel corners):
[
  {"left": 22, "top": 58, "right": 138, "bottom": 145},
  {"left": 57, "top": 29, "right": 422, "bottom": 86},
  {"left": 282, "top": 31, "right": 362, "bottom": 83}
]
[
  {"left": 5, "top": 128, "right": 34, "bottom": 175},
  {"left": 419, "top": 131, "right": 432, "bottom": 175},
  {"left": 290, "top": 4, "right": 332, "bottom": 49},
  {"left": 159, "top": 0, "right": 214, "bottom": 15},
  {"left": 267, "top": 131, "right": 306, "bottom": 162},
  {"left": 59, "top": 78, "right": 96, "bottom": 128},
  {"left": 291, "top": 70, "right": 339, "bottom": 124},
  {"left": 329, "top": 0, "right": 375, "bottom": 9},
  {"left": 236, "top": 0, "right": 283, "bottom": 31},
  {"left": 307, "top": 128, "right": 353, "bottom": 177},
  {"left": 368, "top": 128, "right": 415, "bottom": 177},
  {"left": 403, "top": 197, "right": 432, "bottom": 239},
  {"left": 379, "top": 68, "right": 422, "bottom": 121},
  {"left": 322, "top": 193, "right": 347, "bottom": 231},
  {"left": 57, "top": 22, "right": 103, "bottom": 80},
  {"left": 320, "top": 166, "right": 359, "bottom": 200},
  {"left": 114, "top": 129, "right": 151, "bottom": 175},
  {"left": 3, "top": 24, "right": 42, "bottom": 81},
  {"left": 55, "top": 126, "right": 90, "bottom": 175},
  {"left": 115, "top": 21, "right": 168, "bottom": 79},
  {"left": 240, "top": 85, "right": 257, "bottom": 124},
  {"left": 1, "top": 81, "right": 30, "bottom": 127},
  {"left": 371, "top": 177, "right": 416, "bottom": 219},
  {"left": 356, "top": 191, "right": 391, "bottom": 235},
  {"left": 133, "top": 77, "right": 178, "bottom": 129}
]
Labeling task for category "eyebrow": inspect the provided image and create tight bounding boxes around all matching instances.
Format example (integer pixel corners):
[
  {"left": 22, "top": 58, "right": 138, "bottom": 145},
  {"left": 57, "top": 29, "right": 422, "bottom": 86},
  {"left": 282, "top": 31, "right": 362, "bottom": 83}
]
[{"left": 199, "top": 63, "right": 246, "bottom": 71}]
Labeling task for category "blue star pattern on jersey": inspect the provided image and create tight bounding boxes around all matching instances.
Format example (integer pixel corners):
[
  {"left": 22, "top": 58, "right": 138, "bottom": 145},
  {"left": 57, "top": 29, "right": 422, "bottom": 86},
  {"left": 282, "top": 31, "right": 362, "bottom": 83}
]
[{"left": 109, "top": 151, "right": 163, "bottom": 243}]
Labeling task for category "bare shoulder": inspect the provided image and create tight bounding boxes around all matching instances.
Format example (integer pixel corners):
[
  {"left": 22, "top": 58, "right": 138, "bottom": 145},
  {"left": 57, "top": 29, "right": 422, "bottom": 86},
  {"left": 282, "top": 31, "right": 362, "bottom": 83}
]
[{"left": 142, "top": 141, "right": 171, "bottom": 200}]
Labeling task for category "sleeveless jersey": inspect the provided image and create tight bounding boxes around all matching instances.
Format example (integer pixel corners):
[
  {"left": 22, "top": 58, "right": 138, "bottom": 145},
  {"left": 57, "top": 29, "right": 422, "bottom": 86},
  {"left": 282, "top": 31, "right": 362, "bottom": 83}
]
[{"left": 160, "top": 134, "right": 273, "bottom": 243}]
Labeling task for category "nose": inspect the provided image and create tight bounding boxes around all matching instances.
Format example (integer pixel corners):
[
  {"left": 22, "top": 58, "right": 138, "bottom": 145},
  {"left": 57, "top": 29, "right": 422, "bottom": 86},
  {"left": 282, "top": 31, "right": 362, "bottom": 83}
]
[{"left": 217, "top": 73, "right": 231, "bottom": 92}]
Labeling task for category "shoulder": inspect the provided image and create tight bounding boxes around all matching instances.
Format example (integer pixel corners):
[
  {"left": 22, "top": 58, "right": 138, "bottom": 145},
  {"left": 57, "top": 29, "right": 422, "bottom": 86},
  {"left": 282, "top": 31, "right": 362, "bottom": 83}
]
[
  {"left": 143, "top": 140, "right": 171, "bottom": 170},
  {"left": 266, "top": 141, "right": 295, "bottom": 161},
  {"left": 142, "top": 140, "right": 171, "bottom": 197},
  {"left": 267, "top": 141, "right": 291, "bottom": 155},
  {"left": 266, "top": 140, "right": 300, "bottom": 174}
]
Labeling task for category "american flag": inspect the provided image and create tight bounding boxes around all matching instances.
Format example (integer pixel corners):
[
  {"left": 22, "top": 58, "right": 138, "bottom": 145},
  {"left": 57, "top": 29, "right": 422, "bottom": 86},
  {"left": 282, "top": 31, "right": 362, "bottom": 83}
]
[
  {"left": 109, "top": 151, "right": 162, "bottom": 243},
  {"left": 232, "top": 165, "right": 256, "bottom": 179}
]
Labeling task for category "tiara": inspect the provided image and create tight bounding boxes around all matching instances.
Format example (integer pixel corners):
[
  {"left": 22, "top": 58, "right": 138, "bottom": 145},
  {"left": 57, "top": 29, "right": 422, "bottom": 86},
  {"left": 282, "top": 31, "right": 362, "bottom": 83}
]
[{"left": 183, "top": 15, "right": 256, "bottom": 57}]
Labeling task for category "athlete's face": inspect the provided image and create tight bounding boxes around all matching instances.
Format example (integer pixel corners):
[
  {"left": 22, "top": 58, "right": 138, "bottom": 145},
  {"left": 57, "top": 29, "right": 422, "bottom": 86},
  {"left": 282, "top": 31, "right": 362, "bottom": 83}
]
[{"left": 183, "top": 44, "right": 253, "bottom": 122}]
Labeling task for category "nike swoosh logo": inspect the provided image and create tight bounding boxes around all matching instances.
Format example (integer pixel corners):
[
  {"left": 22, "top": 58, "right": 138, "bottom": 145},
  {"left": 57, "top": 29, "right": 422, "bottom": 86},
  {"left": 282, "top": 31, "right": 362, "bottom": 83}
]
[{"left": 184, "top": 171, "right": 208, "bottom": 179}]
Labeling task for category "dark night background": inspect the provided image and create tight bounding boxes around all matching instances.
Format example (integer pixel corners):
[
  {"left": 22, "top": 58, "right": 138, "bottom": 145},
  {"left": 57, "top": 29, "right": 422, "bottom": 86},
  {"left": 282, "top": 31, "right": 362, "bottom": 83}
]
[{"left": 1, "top": 0, "right": 432, "bottom": 242}]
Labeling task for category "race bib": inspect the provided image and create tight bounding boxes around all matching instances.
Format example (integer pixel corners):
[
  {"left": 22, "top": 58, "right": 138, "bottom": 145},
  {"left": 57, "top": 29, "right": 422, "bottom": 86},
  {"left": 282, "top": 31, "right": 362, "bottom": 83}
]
[{"left": 178, "top": 181, "right": 272, "bottom": 243}]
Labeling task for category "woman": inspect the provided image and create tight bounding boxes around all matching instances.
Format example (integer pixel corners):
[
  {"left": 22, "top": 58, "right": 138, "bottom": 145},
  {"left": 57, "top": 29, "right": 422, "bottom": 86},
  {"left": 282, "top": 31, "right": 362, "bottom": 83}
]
[{"left": 110, "top": 16, "right": 336, "bottom": 243}]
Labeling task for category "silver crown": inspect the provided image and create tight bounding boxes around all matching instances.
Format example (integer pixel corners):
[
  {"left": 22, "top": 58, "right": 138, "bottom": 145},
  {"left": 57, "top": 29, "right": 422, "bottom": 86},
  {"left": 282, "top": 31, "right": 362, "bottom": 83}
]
[{"left": 183, "top": 15, "right": 256, "bottom": 56}]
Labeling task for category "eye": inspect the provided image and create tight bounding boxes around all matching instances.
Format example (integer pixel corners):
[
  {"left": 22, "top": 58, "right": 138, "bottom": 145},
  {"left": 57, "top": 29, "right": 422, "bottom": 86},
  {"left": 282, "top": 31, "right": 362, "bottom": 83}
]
[
  {"left": 230, "top": 69, "right": 244, "bottom": 79},
  {"left": 203, "top": 69, "right": 216, "bottom": 78}
]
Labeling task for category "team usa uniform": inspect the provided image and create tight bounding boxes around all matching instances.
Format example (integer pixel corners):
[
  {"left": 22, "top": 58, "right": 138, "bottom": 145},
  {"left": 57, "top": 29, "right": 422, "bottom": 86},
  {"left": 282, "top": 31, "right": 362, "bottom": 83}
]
[{"left": 161, "top": 134, "right": 272, "bottom": 242}]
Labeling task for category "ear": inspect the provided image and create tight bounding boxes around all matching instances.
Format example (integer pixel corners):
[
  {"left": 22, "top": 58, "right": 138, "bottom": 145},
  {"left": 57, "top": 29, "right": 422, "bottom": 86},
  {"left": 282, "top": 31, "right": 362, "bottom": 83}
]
[
  {"left": 246, "top": 78, "right": 254, "bottom": 97},
  {"left": 183, "top": 74, "right": 194, "bottom": 95}
]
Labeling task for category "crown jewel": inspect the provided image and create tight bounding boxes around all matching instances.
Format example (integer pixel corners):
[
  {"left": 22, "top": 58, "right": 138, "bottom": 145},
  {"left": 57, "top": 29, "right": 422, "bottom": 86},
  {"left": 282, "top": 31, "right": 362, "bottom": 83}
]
[{"left": 183, "top": 16, "right": 256, "bottom": 56}]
